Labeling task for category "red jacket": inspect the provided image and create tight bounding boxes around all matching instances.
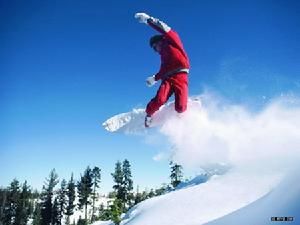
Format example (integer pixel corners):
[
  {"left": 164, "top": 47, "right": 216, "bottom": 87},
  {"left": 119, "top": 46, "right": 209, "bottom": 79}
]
[{"left": 147, "top": 18, "right": 190, "bottom": 81}]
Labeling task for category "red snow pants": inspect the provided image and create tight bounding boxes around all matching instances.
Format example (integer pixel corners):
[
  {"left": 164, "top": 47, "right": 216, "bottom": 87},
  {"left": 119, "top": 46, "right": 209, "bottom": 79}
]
[{"left": 146, "top": 73, "right": 188, "bottom": 116}]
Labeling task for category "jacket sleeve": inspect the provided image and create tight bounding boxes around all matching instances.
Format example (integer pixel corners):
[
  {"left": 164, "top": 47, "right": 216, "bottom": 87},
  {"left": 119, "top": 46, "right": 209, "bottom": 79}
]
[
  {"left": 147, "top": 16, "right": 171, "bottom": 34},
  {"left": 147, "top": 17, "right": 185, "bottom": 52},
  {"left": 155, "top": 62, "right": 168, "bottom": 81}
]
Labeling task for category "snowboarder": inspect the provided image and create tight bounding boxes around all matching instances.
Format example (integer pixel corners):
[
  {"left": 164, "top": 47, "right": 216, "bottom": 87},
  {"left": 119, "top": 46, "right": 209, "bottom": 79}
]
[{"left": 135, "top": 12, "right": 190, "bottom": 127}]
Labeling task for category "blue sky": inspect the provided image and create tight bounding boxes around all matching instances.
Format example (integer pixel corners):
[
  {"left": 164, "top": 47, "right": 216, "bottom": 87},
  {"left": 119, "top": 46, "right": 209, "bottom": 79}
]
[{"left": 1, "top": 0, "right": 299, "bottom": 192}]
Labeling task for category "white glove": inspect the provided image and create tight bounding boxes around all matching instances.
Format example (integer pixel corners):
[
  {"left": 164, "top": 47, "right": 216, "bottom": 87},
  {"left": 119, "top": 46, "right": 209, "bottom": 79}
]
[
  {"left": 146, "top": 75, "right": 156, "bottom": 87},
  {"left": 135, "top": 12, "right": 150, "bottom": 24}
]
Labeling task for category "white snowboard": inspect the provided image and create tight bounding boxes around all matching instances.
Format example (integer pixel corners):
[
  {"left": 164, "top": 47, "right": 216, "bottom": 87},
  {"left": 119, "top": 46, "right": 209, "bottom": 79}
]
[{"left": 102, "top": 98, "right": 202, "bottom": 133}]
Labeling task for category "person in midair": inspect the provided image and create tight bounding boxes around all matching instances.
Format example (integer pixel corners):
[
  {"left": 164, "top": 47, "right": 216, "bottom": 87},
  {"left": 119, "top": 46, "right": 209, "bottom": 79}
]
[{"left": 135, "top": 12, "right": 190, "bottom": 127}]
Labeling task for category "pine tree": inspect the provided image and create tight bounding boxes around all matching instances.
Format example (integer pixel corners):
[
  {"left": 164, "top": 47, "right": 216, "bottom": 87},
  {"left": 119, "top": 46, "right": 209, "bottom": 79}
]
[
  {"left": 0, "top": 187, "right": 6, "bottom": 223},
  {"left": 14, "top": 181, "right": 31, "bottom": 225},
  {"left": 147, "top": 189, "right": 155, "bottom": 198},
  {"left": 32, "top": 202, "right": 42, "bottom": 225},
  {"left": 134, "top": 186, "right": 143, "bottom": 205},
  {"left": 98, "top": 203, "right": 110, "bottom": 221},
  {"left": 111, "top": 160, "right": 134, "bottom": 212},
  {"left": 154, "top": 183, "right": 170, "bottom": 196},
  {"left": 51, "top": 197, "right": 60, "bottom": 225},
  {"left": 134, "top": 187, "right": 151, "bottom": 204},
  {"left": 40, "top": 169, "right": 59, "bottom": 225},
  {"left": 91, "top": 166, "right": 101, "bottom": 222},
  {"left": 77, "top": 166, "right": 93, "bottom": 222},
  {"left": 140, "top": 190, "right": 149, "bottom": 201},
  {"left": 65, "top": 174, "right": 76, "bottom": 225},
  {"left": 3, "top": 179, "right": 20, "bottom": 225},
  {"left": 57, "top": 179, "right": 67, "bottom": 225},
  {"left": 111, "top": 161, "right": 124, "bottom": 201},
  {"left": 122, "top": 159, "right": 133, "bottom": 209},
  {"left": 109, "top": 199, "right": 122, "bottom": 225},
  {"left": 170, "top": 161, "right": 183, "bottom": 189}
]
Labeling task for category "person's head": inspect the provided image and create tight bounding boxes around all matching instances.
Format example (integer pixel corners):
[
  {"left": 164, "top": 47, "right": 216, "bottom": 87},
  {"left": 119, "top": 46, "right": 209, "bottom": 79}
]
[{"left": 149, "top": 35, "right": 163, "bottom": 53}]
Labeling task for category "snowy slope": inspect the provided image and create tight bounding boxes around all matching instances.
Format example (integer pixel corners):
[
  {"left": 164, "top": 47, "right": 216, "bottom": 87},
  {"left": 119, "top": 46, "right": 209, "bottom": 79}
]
[
  {"left": 206, "top": 167, "right": 300, "bottom": 225},
  {"left": 120, "top": 170, "right": 281, "bottom": 225},
  {"left": 98, "top": 95, "right": 300, "bottom": 225}
]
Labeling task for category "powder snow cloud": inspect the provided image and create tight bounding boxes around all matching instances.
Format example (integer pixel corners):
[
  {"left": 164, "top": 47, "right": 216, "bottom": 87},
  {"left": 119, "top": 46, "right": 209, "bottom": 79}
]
[{"left": 156, "top": 92, "right": 300, "bottom": 174}]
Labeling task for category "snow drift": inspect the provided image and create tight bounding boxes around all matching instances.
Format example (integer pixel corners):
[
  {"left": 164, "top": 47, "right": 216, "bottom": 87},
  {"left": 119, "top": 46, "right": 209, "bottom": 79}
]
[
  {"left": 206, "top": 167, "right": 300, "bottom": 225},
  {"left": 100, "top": 93, "right": 300, "bottom": 225},
  {"left": 119, "top": 170, "right": 282, "bottom": 225}
]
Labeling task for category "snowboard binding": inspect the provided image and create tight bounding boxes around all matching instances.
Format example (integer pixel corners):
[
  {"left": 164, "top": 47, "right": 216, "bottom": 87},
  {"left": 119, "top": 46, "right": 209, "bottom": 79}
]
[{"left": 144, "top": 115, "right": 152, "bottom": 128}]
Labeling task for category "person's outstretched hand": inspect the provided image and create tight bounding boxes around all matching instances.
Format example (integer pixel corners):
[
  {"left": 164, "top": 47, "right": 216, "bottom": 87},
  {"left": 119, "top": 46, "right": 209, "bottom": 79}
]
[
  {"left": 146, "top": 75, "right": 156, "bottom": 87},
  {"left": 135, "top": 12, "right": 150, "bottom": 24}
]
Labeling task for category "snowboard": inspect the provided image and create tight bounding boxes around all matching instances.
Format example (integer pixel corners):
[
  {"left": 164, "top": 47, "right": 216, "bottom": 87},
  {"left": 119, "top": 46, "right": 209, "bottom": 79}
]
[{"left": 102, "top": 98, "right": 202, "bottom": 134}]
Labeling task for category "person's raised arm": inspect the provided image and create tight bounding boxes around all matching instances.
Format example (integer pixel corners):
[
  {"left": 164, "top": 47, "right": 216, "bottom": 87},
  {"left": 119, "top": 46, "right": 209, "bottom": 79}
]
[{"left": 135, "top": 12, "right": 171, "bottom": 34}]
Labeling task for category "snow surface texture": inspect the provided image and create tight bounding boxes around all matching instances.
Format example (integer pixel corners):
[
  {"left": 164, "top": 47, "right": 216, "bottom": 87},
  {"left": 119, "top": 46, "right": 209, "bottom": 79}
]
[
  {"left": 206, "top": 167, "right": 300, "bottom": 225},
  {"left": 100, "top": 93, "right": 300, "bottom": 225}
]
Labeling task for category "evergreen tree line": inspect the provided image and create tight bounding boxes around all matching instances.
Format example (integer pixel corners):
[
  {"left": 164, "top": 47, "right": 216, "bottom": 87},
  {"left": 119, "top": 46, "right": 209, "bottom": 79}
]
[{"left": 0, "top": 160, "right": 183, "bottom": 225}]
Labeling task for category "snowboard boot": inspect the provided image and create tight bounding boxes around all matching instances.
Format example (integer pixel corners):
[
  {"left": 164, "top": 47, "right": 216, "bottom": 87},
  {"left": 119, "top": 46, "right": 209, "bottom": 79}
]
[{"left": 144, "top": 115, "right": 152, "bottom": 128}]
